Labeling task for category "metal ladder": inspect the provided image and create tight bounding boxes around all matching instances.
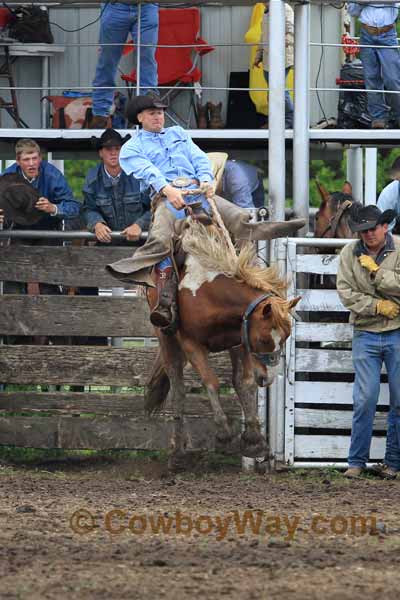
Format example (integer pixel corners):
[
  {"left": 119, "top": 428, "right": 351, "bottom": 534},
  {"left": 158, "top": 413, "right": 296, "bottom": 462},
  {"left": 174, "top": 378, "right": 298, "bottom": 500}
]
[{"left": 0, "top": 45, "right": 28, "bottom": 127}]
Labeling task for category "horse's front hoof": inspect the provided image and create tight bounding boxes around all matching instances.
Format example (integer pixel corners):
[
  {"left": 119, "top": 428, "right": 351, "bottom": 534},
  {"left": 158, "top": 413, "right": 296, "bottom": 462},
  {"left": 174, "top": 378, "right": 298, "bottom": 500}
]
[{"left": 240, "top": 430, "right": 267, "bottom": 459}]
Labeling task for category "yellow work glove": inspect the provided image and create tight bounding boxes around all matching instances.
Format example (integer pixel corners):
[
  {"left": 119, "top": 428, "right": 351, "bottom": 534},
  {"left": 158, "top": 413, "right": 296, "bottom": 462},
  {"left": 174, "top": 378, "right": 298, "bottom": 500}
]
[
  {"left": 376, "top": 299, "right": 400, "bottom": 319},
  {"left": 359, "top": 254, "right": 379, "bottom": 273}
]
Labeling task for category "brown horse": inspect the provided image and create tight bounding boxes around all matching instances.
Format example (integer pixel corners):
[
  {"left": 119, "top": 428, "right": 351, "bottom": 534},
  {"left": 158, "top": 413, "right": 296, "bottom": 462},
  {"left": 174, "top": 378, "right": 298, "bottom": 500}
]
[
  {"left": 314, "top": 180, "right": 357, "bottom": 239},
  {"left": 146, "top": 222, "right": 300, "bottom": 470}
]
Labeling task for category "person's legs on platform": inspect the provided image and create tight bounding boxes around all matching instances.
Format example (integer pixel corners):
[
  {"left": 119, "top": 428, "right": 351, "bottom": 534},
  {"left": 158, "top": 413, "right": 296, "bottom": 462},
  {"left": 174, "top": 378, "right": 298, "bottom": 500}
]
[{"left": 92, "top": 4, "right": 131, "bottom": 120}]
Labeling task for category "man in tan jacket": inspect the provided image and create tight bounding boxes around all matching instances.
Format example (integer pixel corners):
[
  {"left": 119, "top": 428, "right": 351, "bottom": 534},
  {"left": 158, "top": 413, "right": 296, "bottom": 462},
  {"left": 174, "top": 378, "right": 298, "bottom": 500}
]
[{"left": 337, "top": 204, "right": 400, "bottom": 479}]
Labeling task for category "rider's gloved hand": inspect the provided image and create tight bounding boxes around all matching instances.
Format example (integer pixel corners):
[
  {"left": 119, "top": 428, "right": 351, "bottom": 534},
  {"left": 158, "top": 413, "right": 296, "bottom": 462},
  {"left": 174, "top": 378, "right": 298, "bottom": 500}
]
[
  {"left": 162, "top": 184, "right": 186, "bottom": 209},
  {"left": 199, "top": 181, "right": 215, "bottom": 198}
]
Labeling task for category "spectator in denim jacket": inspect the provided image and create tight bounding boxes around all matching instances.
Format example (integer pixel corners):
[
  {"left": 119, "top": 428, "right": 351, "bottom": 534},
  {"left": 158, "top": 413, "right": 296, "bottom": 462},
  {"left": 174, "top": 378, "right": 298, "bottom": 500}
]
[{"left": 83, "top": 129, "right": 151, "bottom": 245}]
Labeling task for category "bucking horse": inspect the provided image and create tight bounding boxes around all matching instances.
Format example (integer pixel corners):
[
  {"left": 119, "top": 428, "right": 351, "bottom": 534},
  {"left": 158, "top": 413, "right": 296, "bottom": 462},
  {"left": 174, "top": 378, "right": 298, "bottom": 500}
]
[{"left": 144, "top": 199, "right": 300, "bottom": 471}]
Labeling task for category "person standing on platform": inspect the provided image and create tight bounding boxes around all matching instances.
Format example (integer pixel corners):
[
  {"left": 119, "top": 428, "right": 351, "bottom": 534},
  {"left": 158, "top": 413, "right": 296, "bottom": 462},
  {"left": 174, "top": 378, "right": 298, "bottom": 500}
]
[
  {"left": 348, "top": 2, "right": 400, "bottom": 129},
  {"left": 89, "top": 2, "right": 159, "bottom": 129}
]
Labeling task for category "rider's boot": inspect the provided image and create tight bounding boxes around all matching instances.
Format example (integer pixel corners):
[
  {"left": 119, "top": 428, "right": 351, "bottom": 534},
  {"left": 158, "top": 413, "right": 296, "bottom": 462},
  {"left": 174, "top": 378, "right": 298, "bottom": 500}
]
[
  {"left": 150, "top": 266, "right": 178, "bottom": 329},
  {"left": 213, "top": 196, "right": 306, "bottom": 241}
]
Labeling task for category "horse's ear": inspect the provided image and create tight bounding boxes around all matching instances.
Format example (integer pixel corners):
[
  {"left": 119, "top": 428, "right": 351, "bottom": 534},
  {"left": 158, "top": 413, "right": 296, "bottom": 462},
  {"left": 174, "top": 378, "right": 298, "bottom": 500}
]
[
  {"left": 315, "top": 180, "right": 330, "bottom": 205},
  {"left": 288, "top": 296, "right": 301, "bottom": 310},
  {"left": 342, "top": 181, "right": 352, "bottom": 196},
  {"left": 262, "top": 303, "right": 272, "bottom": 318}
]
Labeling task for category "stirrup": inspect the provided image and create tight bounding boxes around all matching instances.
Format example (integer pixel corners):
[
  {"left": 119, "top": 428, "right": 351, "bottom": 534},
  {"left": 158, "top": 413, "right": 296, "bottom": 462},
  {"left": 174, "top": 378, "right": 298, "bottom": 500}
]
[{"left": 150, "top": 305, "right": 173, "bottom": 328}]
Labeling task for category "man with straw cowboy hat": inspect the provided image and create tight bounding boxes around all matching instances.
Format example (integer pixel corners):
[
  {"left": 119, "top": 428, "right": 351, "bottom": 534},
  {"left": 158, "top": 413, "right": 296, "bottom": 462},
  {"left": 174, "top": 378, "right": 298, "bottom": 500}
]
[{"left": 107, "top": 94, "right": 305, "bottom": 330}]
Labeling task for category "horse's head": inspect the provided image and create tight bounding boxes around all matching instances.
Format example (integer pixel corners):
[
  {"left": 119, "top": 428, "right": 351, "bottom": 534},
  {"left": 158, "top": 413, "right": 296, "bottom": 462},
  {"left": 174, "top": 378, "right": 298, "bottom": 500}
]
[
  {"left": 314, "top": 181, "right": 356, "bottom": 239},
  {"left": 246, "top": 295, "right": 301, "bottom": 387}
]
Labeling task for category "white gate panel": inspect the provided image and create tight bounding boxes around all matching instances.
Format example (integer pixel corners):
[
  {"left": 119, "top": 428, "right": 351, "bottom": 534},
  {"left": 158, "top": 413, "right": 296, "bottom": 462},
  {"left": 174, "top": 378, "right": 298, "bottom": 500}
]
[
  {"left": 295, "top": 435, "right": 386, "bottom": 460},
  {"left": 296, "top": 322, "right": 352, "bottom": 342},
  {"left": 297, "top": 289, "right": 346, "bottom": 311},
  {"left": 296, "top": 254, "right": 339, "bottom": 275},
  {"left": 294, "top": 381, "right": 390, "bottom": 405},
  {"left": 295, "top": 408, "right": 387, "bottom": 430},
  {"left": 284, "top": 240, "right": 389, "bottom": 468}
]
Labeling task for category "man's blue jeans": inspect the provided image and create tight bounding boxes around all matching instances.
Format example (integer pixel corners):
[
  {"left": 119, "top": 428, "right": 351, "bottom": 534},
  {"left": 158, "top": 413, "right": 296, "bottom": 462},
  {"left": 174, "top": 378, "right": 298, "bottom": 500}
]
[
  {"left": 264, "top": 67, "right": 294, "bottom": 128},
  {"left": 349, "top": 329, "right": 400, "bottom": 470},
  {"left": 92, "top": 3, "right": 159, "bottom": 116},
  {"left": 360, "top": 27, "right": 400, "bottom": 121}
]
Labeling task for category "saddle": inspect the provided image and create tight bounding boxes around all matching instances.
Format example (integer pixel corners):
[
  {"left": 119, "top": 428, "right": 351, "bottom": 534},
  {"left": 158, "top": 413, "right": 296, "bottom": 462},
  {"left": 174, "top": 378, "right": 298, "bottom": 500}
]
[{"left": 183, "top": 199, "right": 213, "bottom": 226}]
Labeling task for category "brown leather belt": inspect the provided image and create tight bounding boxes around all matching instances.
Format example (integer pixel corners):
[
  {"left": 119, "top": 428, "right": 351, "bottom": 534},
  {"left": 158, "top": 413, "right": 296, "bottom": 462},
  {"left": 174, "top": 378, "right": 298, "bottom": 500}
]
[{"left": 361, "top": 23, "right": 394, "bottom": 35}]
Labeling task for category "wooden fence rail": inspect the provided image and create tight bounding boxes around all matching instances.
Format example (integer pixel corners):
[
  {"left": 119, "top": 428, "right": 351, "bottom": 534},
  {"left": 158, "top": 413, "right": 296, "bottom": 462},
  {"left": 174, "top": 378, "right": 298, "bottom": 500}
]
[{"left": 0, "top": 244, "right": 240, "bottom": 452}]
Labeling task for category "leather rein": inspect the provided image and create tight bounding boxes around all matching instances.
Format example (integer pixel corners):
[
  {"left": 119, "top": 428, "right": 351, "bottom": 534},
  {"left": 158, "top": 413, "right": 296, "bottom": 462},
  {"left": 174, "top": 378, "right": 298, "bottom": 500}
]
[
  {"left": 319, "top": 199, "right": 353, "bottom": 238},
  {"left": 241, "top": 293, "right": 281, "bottom": 367}
]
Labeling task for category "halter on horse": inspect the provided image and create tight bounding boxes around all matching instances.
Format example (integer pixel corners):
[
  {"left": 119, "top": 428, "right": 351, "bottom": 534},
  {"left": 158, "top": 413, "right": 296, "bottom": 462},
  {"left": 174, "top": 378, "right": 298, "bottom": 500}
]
[{"left": 314, "top": 181, "right": 357, "bottom": 239}]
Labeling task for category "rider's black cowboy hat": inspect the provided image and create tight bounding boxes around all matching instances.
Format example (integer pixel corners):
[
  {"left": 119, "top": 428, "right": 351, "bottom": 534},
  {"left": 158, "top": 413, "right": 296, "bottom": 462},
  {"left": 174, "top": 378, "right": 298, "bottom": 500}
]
[
  {"left": 0, "top": 172, "right": 42, "bottom": 226},
  {"left": 125, "top": 94, "right": 168, "bottom": 126},
  {"left": 91, "top": 128, "right": 131, "bottom": 151},
  {"left": 349, "top": 204, "right": 397, "bottom": 232}
]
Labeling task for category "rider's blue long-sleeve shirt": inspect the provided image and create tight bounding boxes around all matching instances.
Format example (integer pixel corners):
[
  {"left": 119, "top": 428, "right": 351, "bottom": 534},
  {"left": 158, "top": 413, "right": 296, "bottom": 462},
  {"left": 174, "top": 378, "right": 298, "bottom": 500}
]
[{"left": 119, "top": 126, "right": 213, "bottom": 193}]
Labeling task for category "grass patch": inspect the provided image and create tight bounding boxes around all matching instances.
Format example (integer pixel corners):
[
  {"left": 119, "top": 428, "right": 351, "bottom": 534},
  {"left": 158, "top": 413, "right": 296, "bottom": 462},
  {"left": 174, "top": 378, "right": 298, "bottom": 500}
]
[{"left": 0, "top": 446, "right": 170, "bottom": 466}]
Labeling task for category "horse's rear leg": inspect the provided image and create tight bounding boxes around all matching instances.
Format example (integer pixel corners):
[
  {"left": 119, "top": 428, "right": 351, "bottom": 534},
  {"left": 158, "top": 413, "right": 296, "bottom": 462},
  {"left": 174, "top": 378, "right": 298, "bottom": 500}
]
[
  {"left": 145, "top": 346, "right": 171, "bottom": 416},
  {"left": 157, "top": 334, "right": 188, "bottom": 472},
  {"left": 180, "top": 337, "right": 234, "bottom": 446},
  {"left": 230, "top": 347, "right": 267, "bottom": 459}
]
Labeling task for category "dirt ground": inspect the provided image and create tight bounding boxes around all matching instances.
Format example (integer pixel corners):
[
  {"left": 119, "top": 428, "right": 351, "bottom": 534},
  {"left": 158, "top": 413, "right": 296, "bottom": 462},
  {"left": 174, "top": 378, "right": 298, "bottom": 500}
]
[{"left": 1, "top": 454, "right": 399, "bottom": 600}]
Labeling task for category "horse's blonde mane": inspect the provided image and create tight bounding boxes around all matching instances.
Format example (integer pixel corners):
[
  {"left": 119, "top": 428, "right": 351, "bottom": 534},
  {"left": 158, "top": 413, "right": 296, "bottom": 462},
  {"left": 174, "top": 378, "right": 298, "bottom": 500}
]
[
  {"left": 181, "top": 222, "right": 288, "bottom": 298},
  {"left": 269, "top": 296, "right": 293, "bottom": 336}
]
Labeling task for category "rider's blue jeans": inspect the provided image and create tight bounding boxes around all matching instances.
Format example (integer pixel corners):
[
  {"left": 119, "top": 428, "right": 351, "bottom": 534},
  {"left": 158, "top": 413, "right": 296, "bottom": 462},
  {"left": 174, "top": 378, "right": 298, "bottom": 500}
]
[
  {"left": 349, "top": 329, "right": 400, "bottom": 470},
  {"left": 158, "top": 193, "right": 211, "bottom": 270},
  {"left": 92, "top": 2, "right": 159, "bottom": 116},
  {"left": 360, "top": 27, "right": 400, "bottom": 121}
]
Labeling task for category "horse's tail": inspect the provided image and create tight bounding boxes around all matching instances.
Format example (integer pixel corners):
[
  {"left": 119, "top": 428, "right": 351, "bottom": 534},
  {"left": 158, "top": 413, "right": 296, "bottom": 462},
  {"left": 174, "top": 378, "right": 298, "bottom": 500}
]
[{"left": 144, "top": 348, "right": 170, "bottom": 416}]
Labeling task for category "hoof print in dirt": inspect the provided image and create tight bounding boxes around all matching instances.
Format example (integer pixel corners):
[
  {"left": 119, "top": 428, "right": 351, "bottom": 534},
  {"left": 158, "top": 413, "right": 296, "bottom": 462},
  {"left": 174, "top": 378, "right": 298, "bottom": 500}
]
[{"left": 16, "top": 504, "right": 36, "bottom": 514}]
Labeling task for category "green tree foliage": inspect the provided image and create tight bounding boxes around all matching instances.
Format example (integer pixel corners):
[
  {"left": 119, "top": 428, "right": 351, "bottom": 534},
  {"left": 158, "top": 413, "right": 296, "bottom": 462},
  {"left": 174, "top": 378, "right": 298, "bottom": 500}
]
[
  {"left": 309, "top": 148, "right": 400, "bottom": 208},
  {"left": 310, "top": 157, "right": 346, "bottom": 206},
  {"left": 64, "top": 159, "right": 97, "bottom": 202}
]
